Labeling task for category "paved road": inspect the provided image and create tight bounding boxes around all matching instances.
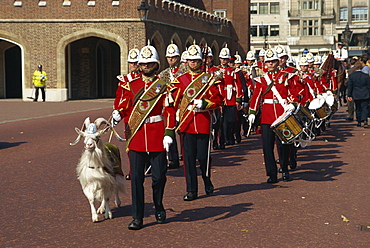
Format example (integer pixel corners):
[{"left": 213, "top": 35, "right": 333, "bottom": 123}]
[{"left": 1, "top": 100, "right": 369, "bottom": 247}]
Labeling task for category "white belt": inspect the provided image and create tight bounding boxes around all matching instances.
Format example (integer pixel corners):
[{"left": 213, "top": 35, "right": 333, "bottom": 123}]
[
  {"left": 187, "top": 105, "right": 208, "bottom": 112},
  {"left": 144, "top": 115, "right": 163, "bottom": 123},
  {"left": 264, "top": 99, "right": 280, "bottom": 104}
]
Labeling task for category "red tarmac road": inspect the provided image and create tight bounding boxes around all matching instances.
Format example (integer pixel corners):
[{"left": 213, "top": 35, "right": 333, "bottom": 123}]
[{"left": 1, "top": 99, "right": 369, "bottom": 247}]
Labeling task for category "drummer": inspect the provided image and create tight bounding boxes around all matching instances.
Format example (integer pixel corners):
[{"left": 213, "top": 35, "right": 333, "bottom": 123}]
[{"left": 248, "top": 48, "right": 302, "bottom": 183}]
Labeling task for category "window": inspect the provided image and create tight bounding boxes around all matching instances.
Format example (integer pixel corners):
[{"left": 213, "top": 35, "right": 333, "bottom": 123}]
[
  {"left": 352, "top": 7, "right": 368, "bottom": 21},
  {"left": 250, "top": 26, "right": 258, "bottom": 36},
  {"left": 259, "top": 3, "right": 268, "bottom": 14},
  {"left": 302, "top": 19, "right": 319, "bottom": 36},
  {"left": 302, "top": 1, "right": 318, "bottom": 10},
  {"left": 259, "top": 25, "right": 268, "bottom": 36},
  {"left": 250, "top": 3, "right": 257, "bottom": 14},
  {"left": 270, "top": 25, "right": 279, "bottom": 36},
  {"left": 270, "top": 2, "right": 280, "bottom": 14},
  {"left": 214, "top": 10, "right": 226, "bottom": 18},
  {"left": 340, "top": 8, "right": 348, "bottom": 21}
]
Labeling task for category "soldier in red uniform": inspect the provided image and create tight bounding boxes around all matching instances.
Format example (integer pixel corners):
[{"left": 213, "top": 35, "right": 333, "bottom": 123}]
[
  {"left": 112, "top": 43, "right": 177, "bottom": 230},
  {"left": 216, "top": 46, "right": 243, "bottom": 146},
  {"left": 159, "top": 43, "right": 186, "bottom": 169},
  {"left": 257, "top": 48, "right": 268, "bottom": 72},
  {"left": 172, "top": 43, "right": 223, "bottom": 201},
  {"left": 112, "top": 48, "right": 142, "bottom": 180},
  {"left": 248, "top": 48, "right": 301, "bottom": 183}
]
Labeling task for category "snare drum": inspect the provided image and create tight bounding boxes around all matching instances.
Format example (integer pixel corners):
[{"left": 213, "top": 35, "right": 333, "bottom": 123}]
[
  {"left": 271, "top": 110, "right": 303, "bottom": 144},
  {"left": 309, "top": 98, "right": 332, "bottom": 120},
  {"left": 330, "top": 99, "right": 339, "bottom": 114},
  {"left": 293, "top": 104, "right": 314, "bottom": 126}
]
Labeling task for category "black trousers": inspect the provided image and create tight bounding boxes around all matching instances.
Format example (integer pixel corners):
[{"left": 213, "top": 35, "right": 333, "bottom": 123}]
[
  {"left": 182, "top": 132, "right": 212, "bottom": 193},
  {"left": 212, "top": 108, "right": 223, "bottom": 146},
  {"left": 261, "top": 124, "right": 290, "bottom": 178},
  {"left": 354, "top": 99, "right": 370, "bottom": 123},
  {"left": 222, "top": 105, "right": 237, "bottom": 143},
  {"left": 168, "top": 133, "right": 180, "bottom": 162},
  {"left": 129, "top": 150, "right": 167, "bottom": 219},
  {"left": 34, "top": 87, "right": 45, "bottom": 101}
]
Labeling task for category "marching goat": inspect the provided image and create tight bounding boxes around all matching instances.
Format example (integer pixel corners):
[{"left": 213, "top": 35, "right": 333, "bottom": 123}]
[{"left": 70, "top": 117, "right": 126, "bottom": 222}]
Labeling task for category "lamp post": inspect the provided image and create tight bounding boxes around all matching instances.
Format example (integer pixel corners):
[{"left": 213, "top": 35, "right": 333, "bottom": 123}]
[
  {"left": 137, "top": 1, "right": 149, "bottom": 21},
  {"left": 341, "top": 23, "right": 352, "bottom": 63}
]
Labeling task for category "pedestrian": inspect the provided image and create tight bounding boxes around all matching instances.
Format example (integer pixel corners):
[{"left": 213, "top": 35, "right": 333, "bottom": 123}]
[
  {"left": 111, "top": 43, "right": 177, "bottom": 230},
  {"left": 360, "top": 56, "right": 370, "bottom": 75},
  {"left": 32, "top": 64, "right": 48, "bottom": 102},
  {"left": 347, "top": 61, "right": 370, "bottom": 128},
  {"left": 345, "top": 56, "right": 358, "bottom": 121},
  {"left": 172, "top": 43, "right": 223, "bottom": 201},
  {"left": 247, "top": 48, "right": 302, "bottom": 183}
]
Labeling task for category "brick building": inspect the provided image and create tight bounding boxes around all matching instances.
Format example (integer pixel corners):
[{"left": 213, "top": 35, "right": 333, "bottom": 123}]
[{"left": 0, "top": 0, "right": 249, "bottom": 101}]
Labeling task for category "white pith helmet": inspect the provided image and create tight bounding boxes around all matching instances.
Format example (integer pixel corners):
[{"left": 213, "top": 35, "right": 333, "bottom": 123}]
[
  {"left": 314, "top": 56, "right": 322, "bottom": 65},
  {"left": 234, "top": 54, "right": 242, "bottom": 64},
  {"left": 246, "top": 51, "right": 256, "bottom": 61},
  {"left": 259, "top": 48, "right": 266, "bottom": 57},
  {"left": 219, "top": 45, "right": 231, "bottom": 59},
  {"left": 138, "top": 40, "right": 160, "bottom": 64},
  {"left": 264, "top": 48, "right": 279, "bottom": 62},
  {"left": 275, "top": 45, "right": 288, "bottom": 58},
  {"left": 181, "top": 50, "right": 189, "bottom": 62},
  {"left": 127, "top": 48, "right": 140, "bottom": 63},
  {"left": 187, "top": 43, "right": 202, "bottom": 60},
  {"left": 299, "top": 56, "right": 309, "bottom": 66},
  {"left": 306, "top": 52, "right": 315, "bottom": 63},
  {"left": 166, "top": 43, "right": 180, "bottom": 57}
]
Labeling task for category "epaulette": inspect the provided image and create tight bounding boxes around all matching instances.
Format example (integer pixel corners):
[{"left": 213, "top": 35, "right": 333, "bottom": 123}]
[{"left": 120, "top": 81, "right": 130, "bottom": 91}]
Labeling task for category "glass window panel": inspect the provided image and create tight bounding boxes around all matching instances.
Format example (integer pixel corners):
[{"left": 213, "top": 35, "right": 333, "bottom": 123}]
[
  {"left": 250, "top": 3, "right": 257, "bottom": 14},
  {"left": 303, "top": 1, "right": 307, "bottom": 9},
  {"left": 303, "top": 28, "right": 307, "bottom": 36},
  {"left": 270, "top": 2, "right": 280, "bottom": 14},
  {"left": 352, "top": 7, "right": 368, "bottom": 21},
  {"left": 270, "top": 25, "right": 279, "bottom": 36},
  {"left": 259, "top": 25, "right": 268, "bottom": 36},
  {"left": 250, "top": 26, "right": 258, "bottom": 36},
  {"left": 259, "top": 3, "right": 268, "bottom": 14}
]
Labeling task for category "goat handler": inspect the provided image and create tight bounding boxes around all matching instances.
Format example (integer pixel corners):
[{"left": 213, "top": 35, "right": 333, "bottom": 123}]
[{"left": 111, "top": 42, "right": 177, "bottom": 230}]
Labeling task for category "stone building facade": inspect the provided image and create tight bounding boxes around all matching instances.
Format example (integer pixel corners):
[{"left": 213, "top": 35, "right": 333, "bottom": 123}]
[{"left": 0, "top": 0, "right": 249, "bottom": 101}]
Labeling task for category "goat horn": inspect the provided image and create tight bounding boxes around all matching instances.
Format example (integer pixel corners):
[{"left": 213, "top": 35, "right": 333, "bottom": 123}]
[
  {"left": 94, "top": 117, "right": 109, "bottom": 129},
  {"left": 69, "top": 117, "right": 90, "bottom": 145}
]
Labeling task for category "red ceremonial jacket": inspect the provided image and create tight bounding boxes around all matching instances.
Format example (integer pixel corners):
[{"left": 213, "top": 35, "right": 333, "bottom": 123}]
[
  {"left": 248, "top": 70, "right": 301, "bottom": 125},
  {"left": 216, "top": 66, "right": 243, "bottom": 106},
  {"left": 117, "top": 75, "right": 176, "bottom": 152},
  {"left": 173, "top": 71, "right": 223, "bottom": 134}
]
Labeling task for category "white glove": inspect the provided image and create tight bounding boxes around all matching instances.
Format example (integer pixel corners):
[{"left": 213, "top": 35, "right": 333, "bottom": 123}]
[
  {"left": 326, "top": 91, "right": 333, "bottom": 97},
  {"left": 163, "top": 136, "right": 173, "bottom": 152},
  {"left": 112, "top": 110, "right": 121, "bottom": 126},
  {"left": 284, "top": 103, "right": 295, "bottom": 112},
  {"left": 248, "top": 114, "right": 255, "bottom": 124},
  {"left": 193, "top": 99, "right": 203, "bottom": 109}
]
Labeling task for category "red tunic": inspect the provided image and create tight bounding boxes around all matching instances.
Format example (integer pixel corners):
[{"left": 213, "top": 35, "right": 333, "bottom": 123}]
[
  {"left": 173, "top": 72, "right": 223, "bottom": 134},
  {"left": 249, "top": 70, "right": 301, "bottom": 125},
  {"left": 117, "top": 76, "right": 176, "bottom": 152}
]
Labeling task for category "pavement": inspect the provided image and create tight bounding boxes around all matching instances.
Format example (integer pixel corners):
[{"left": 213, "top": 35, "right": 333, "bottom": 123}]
[{"left": 1, "top": 100, "right": 370, "bottom": 247}]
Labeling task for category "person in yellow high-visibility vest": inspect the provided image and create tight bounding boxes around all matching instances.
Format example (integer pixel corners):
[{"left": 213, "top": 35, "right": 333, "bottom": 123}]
[{"left": 32, "top": 64, "right": 48, "bottom": 102}]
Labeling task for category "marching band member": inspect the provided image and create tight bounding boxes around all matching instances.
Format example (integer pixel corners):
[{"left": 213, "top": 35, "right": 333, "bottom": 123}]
[
  {"left": 217, "top": 45, "right": 243, "bottom": 146},
  {"left": 171, "top": 43, "right": 223, "bottom": 201},
  {"left": 248, "top": 48, "right": 302, "bottom": 183},
  {"left": 257, "top": 48, "right": 267, "bottom": 72},
  {"left": 112, "top": 42, "right": 177, "bottom": 230},
  {"left": 113, "top": 48, "right": 142, "bottom": 180},
  {"left": 159, "top": 43, "right": 186, "bottom": 169}
]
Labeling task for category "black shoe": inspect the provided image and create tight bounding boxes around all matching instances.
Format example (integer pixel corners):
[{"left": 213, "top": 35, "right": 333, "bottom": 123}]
[
  {"left": 183, "top": 192, "right": 198, "bottom": 201},
  {"left": 33, "top": 99, "right": 37, "bottom": 102},
  {"left": 213, "top": 145, "right": 219, "bottom": 150},
  {"left": 357, "top": 122, "right": 361, "bottom": 127},
  {"left": 155, "top": 211, "right": 166, "bottom": 224},
  {"left": 205, "top": 185, "right": 214, "bottom": 195},
  {"left": 168, "top": 160, "right": 180, "bottom": 169},
  {"left": 345, "top": 118, "right": 353, "bottom": 122},
  {"left": 219, "top": 145, "right": 225, "bottom": 149},
  {"left": 125, "top": 174, "right": 131, "bottom": 180},
  {"left": 128, "top": 219, "right": 143, "bottom": 230},
  {"left": 278, "top": 167, "right": 283, "bottom": 173},
  {"left": 267, "top": 177, "right": 278, "bottom": 183},
  {"left": 289, "top": 160, "right": 297, "bottom": 170},
  {"left": 282, "top": 172, "right": 291, "bottom": 182},
  {"left": 235, "top": 138, "right": 241, "bottom": 143}
]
